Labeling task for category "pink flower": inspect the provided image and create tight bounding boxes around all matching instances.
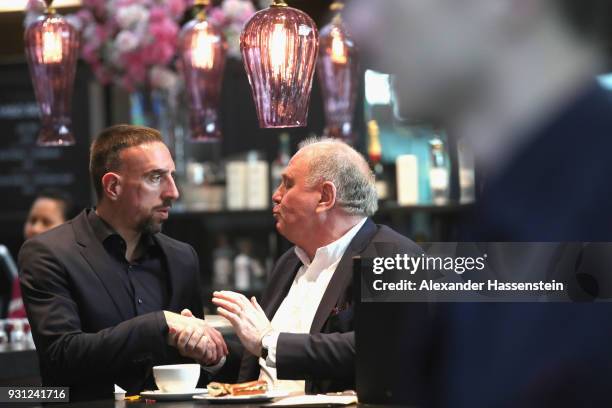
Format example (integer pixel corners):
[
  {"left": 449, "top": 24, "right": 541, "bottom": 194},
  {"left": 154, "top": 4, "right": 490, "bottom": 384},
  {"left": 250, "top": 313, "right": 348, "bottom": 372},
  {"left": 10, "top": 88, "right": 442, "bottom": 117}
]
[
  {"left": 81, "top": 44, "right": 99, "bottom": 64},
  {"left": 64, "top": 0, "right": 253, "bottom": 91},
  {"left": 222, "top": 0, "right": 245, "bottom": 19},
  {"left": 115, "top": 4, "right": 149, "bottom": 30},
  {"left": 82, "top": 0, "right": 107, "bottom": 20},
  {"left": 167, "top": 0, "right": 188, "bottom": 20},
  {"left": 115, "top": 30, "right": 140, "bottom": 52},
  {"left": 123, "top": 52, "right": 148, "bottom": 83},
  {"left": 149, "top": 6, "right": 166, "bottom": 23},
  {"left": 149, "top": 19, "right": 179, "bottom": 43},
  {"left": 208, "top": 8, "right": 228, "bottom": 27},
  {"left": 76, "top": 9, "right": 94, "bottom": 25},
  {"left": 95, "top": 24, "right": 110, "bottom": 44}
]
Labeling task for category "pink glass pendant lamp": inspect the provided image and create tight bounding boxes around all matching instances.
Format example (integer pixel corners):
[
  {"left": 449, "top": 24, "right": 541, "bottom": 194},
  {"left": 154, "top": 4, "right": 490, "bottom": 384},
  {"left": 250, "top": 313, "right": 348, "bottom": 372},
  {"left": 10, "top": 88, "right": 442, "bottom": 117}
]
[
  {"left": 179, "top": 0, "right": 228, "bottom": 142},
  {"left": 24, "top": 0, "right": 80, "bottom": 146},
  {"left": 240, "top": 0, "right": 319, "bottom": 128},
  {"left": 317, "top": 1, "right": 359, "bottom": 143}
]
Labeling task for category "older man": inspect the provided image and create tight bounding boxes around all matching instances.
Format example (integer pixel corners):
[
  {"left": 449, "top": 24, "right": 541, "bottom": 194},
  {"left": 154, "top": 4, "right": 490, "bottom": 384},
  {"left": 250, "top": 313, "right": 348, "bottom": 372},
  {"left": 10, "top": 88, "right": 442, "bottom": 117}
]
[
  {"left": 19, "top": 125, "right": 227, "bottom": 400},
  {"left": 212, "top": 138, "right": 421, "bottom": 394}
]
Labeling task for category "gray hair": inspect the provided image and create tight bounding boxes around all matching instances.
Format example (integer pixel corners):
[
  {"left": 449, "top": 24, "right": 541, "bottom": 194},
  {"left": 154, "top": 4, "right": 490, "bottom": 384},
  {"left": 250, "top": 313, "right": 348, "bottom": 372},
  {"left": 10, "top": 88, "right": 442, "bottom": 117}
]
[{"left": 297, "top": 137, "right": 378, "bottom": 216}]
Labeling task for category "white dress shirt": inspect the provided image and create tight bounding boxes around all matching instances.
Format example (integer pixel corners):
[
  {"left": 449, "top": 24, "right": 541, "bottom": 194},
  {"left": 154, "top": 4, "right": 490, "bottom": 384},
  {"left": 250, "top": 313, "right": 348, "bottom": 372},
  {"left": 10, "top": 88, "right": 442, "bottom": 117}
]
[{"left": 259, "top": 218, "right": 367, "bottom": 392}]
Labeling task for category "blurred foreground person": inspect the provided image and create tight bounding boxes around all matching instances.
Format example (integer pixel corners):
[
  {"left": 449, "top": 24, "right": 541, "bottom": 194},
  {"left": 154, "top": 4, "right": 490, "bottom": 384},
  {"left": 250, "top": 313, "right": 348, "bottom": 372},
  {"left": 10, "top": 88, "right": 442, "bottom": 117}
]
[
  {"left": 347, "top": 1, "right": 612, "bottom": 407},
  {"left": 8, "top": 189, "right": 75, "bottom": 318},
  {"left": 212, "top": 138, "right": 421, "bottom": 393},
  {"left": 19, "top": 125, "right": 227, "bottom": 400}
]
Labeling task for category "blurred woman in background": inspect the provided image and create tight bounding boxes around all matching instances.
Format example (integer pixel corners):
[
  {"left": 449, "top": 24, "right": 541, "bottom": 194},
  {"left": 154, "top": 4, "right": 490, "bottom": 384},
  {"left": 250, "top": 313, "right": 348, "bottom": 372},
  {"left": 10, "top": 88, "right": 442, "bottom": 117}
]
[{"left": 8, "top": 189, "right": 75, "bottom": 318}]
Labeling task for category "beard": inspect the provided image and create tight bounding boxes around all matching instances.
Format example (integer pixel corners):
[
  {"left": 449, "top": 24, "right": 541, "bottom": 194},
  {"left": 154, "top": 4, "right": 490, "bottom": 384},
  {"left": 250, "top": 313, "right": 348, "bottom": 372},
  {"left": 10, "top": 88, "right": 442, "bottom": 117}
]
[
  {"left": 137, "top": 200, "right": 172, "bottom": 235},
  {"left": 137, "top": 213, "right": 163, "bottom": 235}
]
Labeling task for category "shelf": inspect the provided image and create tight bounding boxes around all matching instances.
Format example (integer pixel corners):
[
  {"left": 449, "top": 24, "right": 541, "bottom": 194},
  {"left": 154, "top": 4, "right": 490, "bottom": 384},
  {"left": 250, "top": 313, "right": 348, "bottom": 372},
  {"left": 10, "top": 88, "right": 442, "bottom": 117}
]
[
  {"left": 167, "top": 208, "right": 275, "bottom": 231},
  {"left": 377, "top": 201, "right": 473, "bottom": 215}
]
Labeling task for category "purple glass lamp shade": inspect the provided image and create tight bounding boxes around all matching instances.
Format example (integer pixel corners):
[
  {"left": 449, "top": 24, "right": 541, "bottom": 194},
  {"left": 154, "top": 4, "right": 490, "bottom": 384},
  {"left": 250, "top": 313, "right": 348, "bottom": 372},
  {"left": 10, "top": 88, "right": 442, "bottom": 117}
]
[
  {"left": 179, "top": 13, "right": 227, "bottom": 142},
  {"left": 240, "top": 1, "right": 319, "bottom": 128},
  {"left": 24, "top": 11, "right": 79, "bottom": 146},
  {"left": 317, "top": 12, "right": 359, "bottom": 143}
]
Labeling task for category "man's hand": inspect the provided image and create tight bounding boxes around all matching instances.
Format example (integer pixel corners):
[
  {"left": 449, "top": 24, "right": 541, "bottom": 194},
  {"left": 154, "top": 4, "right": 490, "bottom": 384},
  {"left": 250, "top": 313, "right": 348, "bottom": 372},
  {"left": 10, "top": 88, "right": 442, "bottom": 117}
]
[
  {"left": 163, "top": 309, "right": 228, "bottom": 365},
  {"left": 212, "top": 291, "right": 273, "bottom": 357}
]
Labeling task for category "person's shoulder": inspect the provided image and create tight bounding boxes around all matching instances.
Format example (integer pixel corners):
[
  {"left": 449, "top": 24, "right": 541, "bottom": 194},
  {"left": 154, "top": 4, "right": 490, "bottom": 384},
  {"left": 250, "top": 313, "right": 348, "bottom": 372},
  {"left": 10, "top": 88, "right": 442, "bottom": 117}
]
[
  {"left": 19, "top": 219, "right": 77, "bottom": 266},
  {"left": 26, "top": 219, "right": 76, "bottom": 249},
  {"left": 155, "top": 233, "right": 195, "bottom": 255},
  {"left": 372, "top": 224, "right": 422, "bottom": 252}
]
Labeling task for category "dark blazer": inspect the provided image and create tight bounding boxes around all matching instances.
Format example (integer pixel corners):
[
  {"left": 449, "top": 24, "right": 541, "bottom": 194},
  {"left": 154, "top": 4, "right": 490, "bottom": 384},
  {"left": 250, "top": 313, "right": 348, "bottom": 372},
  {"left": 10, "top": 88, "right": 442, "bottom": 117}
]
[
  {"left": 18, "top": 209, "right": 204, "bottom": 401},
  {"left": 430, "top": 83, "right": 612, "bottom": 407},
  {"left": 236, "top": 218, "right": 421, "bottom": 394}
]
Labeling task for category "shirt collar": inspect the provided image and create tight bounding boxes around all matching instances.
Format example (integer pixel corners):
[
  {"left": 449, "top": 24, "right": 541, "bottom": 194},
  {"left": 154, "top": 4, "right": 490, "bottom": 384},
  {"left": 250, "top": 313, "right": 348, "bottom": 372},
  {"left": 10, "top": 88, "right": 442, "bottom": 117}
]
[
  {"left": 87, "top": 208, "right": 157, "bottom": 251},
  {"left": 87, "top": 208, "right": 116, "bottom": 244},
  {"left": 294, "top": 217, "right": 368, "bottom": 271}
]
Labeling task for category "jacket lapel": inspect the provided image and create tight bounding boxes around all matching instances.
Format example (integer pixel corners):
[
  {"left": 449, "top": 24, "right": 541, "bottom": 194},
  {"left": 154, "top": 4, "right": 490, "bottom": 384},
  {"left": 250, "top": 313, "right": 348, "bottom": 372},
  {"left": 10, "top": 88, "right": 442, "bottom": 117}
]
[
  {"left": 154, "top": 234, "right": 184, "bottom": 312},
  {"left": 309, "top": 219, "right": 378, "bottom": 334},
  {"left": 74, "top": 210, "right": 134, "bottom": 321}
]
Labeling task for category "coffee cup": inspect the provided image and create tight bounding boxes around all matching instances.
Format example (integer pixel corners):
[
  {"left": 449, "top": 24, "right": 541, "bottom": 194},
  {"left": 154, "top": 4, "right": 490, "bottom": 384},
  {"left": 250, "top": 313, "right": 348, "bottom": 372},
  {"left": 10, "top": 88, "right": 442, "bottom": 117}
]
[{"left": 153, "top": 364, "right": 200, "bottom": 392}]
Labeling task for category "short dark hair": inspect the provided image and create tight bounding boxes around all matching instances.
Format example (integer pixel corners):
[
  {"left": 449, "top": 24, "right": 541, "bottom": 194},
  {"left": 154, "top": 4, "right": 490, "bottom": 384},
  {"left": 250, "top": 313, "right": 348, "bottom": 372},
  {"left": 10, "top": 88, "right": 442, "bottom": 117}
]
[
  {"left": 35, "top": 188, "right": 76, "bottom": 220},
  {"left": 89, "top": 124, "right": 164, "bottom": 201}
]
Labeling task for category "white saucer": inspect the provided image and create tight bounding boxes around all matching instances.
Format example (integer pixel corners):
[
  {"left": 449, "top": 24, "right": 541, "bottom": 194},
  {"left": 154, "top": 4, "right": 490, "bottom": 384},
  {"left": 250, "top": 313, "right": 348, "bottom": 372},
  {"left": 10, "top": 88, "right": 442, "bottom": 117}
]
[
  {"left": 140, "top": 388, "right": 208, "bottom": 401},
  {"left": 194, "top": 390, "right": 288, "bottom": 403}
]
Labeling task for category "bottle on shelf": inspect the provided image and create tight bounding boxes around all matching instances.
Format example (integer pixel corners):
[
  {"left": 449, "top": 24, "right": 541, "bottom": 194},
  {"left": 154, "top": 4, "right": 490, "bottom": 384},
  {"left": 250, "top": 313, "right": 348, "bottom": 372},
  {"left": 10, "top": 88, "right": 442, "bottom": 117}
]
[
  {"left": 271, "top": 132, "right": 291, "bottom": 195},
  {"left": 234, "top": 239, "right": 253, "bottom": 291},
  {"left": 212, "top": 234, "right": 234, "bottom": 290},
  {"left": 429, "top": 134, "right": 450, "bottom": 205},
  {"left": 0, "top": 320, "right": 7, "bottom": 345},
  {"left": 457, "top": 138, "right": 476, "bottom": 204},
  {"left": 367, "top": 120, "right": 390, "bottom": 201},
  {"left": 9, "top": 318, "right": 26, "bottom": 348},
  {"left": 246, "top": 151, "right": 269, "bottom": 210}
]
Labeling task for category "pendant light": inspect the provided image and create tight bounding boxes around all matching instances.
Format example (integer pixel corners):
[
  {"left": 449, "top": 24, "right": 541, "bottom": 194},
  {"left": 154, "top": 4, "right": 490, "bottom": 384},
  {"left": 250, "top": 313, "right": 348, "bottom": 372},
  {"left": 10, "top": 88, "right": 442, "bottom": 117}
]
[
  {"left": 24, "top": 0, "right": 80, "bottom": 146},
  {"left": 179, "top": 0, "right": 228, "bottom": 142},
  {"left": 317, "top": 1, "right": 358, "bottom": 143},
  {"left": 240, "top": 0, "right": 318, "bottom": 128}
]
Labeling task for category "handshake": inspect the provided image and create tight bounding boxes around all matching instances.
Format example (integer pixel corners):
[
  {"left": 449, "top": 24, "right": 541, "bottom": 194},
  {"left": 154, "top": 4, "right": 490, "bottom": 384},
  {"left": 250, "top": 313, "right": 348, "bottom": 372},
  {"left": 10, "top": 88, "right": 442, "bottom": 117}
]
[
  {"left": 163, "top": 309, "right": 228, "bottom": 366},
  {"left": 163, "top": 290, "right": 274, "bottom": 367}
]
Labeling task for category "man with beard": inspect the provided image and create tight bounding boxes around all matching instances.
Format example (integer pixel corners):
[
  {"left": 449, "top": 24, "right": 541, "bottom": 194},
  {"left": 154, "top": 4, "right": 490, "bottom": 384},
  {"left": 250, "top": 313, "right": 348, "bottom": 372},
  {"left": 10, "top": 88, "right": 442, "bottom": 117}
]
[{"left": 19, "top": 125, "right": 228, "bottom": 400}]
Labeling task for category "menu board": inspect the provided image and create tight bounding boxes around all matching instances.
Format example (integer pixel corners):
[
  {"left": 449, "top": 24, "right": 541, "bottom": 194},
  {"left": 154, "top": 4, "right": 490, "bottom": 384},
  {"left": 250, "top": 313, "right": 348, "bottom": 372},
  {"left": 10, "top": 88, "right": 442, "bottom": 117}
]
[{"left": 0, "top": 62, "right": 92, "bottom": 217}]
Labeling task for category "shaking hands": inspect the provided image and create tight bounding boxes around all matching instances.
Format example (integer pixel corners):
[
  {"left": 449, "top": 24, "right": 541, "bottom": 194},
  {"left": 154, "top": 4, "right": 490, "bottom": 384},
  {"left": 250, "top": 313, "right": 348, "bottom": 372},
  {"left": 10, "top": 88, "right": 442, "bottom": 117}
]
[
  {"left": 212, "top": 291, "right": 273, "bottom": 357},
  {"left": 164, "top": 309, "right": 228, "bottom": 365}
]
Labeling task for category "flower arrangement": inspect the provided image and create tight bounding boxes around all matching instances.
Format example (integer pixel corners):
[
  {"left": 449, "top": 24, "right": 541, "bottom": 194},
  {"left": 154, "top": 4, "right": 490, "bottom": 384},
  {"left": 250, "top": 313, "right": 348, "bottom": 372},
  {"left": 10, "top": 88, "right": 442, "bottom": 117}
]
[
  {"left": 25, "top": 0, "right": 256, "bottom": 92},
  {"left": 208, "top": 0, "right": 256, "bottom": 59}
]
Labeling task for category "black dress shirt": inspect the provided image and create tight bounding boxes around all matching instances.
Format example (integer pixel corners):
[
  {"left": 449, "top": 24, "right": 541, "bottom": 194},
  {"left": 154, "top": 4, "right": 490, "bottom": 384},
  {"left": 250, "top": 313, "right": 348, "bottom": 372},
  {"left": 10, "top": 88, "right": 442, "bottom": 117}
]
[{"left": 88, "top": 210, "right": 169, "bottom": 316}]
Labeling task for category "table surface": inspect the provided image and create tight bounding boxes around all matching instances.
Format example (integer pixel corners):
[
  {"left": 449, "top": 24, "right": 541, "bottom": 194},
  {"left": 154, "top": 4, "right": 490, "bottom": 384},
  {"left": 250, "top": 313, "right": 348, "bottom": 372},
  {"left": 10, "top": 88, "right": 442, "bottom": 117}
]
[{"left": 14, "top": 398, "right": 364, "bottom": 408}]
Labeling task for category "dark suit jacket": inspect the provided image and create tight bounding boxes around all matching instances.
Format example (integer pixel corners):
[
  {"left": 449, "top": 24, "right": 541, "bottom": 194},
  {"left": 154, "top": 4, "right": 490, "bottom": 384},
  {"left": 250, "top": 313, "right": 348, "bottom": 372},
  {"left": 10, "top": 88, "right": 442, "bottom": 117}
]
[
  {"left": 429, "top": 83, "right": 612, "bottom": 407},
  {"left": 236, "top": 218, "right": 421, "bottom": 394},
  {"left": 18, "top": 209, "right": 204, "bottom": 401}
]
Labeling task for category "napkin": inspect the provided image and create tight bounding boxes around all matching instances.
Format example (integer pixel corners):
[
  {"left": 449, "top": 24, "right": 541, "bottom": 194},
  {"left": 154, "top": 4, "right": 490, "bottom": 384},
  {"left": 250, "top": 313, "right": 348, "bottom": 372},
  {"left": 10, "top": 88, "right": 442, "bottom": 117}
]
[{"left": 268, "top": 394, "right": 358, "bottom": 407}]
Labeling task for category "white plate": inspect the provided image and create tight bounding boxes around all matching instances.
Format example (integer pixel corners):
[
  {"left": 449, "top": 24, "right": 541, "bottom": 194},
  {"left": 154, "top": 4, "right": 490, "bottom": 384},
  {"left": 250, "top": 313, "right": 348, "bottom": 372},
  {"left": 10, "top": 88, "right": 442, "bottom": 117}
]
[
  {"left": 140, "top": 388, "right": 208, "bottom": 401},
  {"left": 193, "top": 390, "right": 289, "bottom": 403}
]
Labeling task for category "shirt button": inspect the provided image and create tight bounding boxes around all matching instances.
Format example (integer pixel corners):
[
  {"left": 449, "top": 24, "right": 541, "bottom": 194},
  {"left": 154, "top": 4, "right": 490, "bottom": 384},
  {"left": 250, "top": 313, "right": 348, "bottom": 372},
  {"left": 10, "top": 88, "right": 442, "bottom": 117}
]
[{"left": 137, "top": 298, "right": 143, "bottom": 304}]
